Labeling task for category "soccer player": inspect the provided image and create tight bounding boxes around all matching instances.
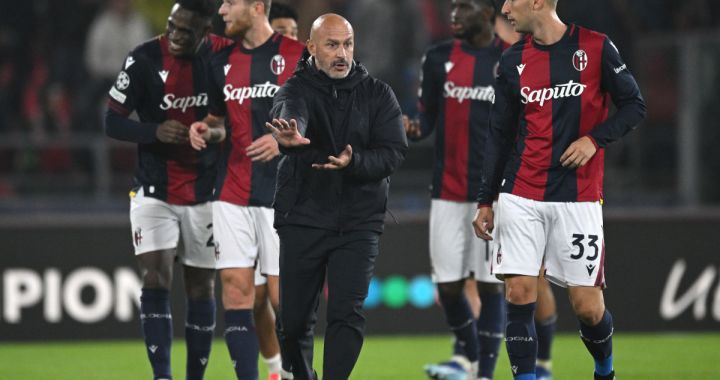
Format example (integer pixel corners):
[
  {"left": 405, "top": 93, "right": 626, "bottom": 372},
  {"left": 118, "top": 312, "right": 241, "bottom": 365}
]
[
  {"left": 405, "top": 1, "right": 508, "bottom": 379},
  {"left": 473, "top": 1, "right": 646, "bottom": 379},
  {"left": 104, "top": 1, "right": 232, "bottom": 379},
  {"left": 188, "top": 0, "right": 304, "bottom": 379},
  {"left": 269, "top": 2, "right": 298, "bottom": 41}
]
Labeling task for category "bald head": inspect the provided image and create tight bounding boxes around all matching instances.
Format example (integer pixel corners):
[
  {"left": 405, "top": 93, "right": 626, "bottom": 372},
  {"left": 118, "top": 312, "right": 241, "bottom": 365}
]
[{"left": 307, "top": 13, "right": 354, "bottom": 79}]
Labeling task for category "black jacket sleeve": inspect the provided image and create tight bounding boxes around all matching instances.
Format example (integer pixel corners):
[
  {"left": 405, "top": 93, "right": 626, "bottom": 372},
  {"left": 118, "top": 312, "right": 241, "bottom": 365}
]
[
  {"left": 346, "top": 82, "right": 409, "bottom": 181},
  {"left": 105, "top": 108, "right": 159, "bottom": 144},
  {"left": 477, "top": 56, "right": 520, "bottom": 205},
  {"left": 269, "top": 81, "right": 310, "bottom": 155},
  {"left": 416, "top": 49, "right": 441, "bottom": 140},
  {"left": 588, "top": 37, "right": 647, "bottom": 148}
]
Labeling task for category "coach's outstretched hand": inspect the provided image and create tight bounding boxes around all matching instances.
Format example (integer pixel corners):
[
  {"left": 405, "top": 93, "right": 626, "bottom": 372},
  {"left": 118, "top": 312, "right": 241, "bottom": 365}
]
[
  {"left": 312, "top": 144, "right": 353, "bottom": 171},
  {"left": 265, "top": 118, "right": 310, "bottom": 148},
  {"left": 157, "top": 120, "right": 189, "bottom": 144},
  {"left": 473, "top": 206, "right": 494, "bottom": 241}
]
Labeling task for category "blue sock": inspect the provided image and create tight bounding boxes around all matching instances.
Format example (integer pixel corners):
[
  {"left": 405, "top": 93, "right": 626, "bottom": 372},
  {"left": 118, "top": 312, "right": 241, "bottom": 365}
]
[
  {"left": 185, "top": 299, "right": 215, "bottom": 380},
  {"left": 224, "top": 309, "right": 259, "bottom": 380},
  {"left": 440, "top": 295, "right": 479, "bottom": 363},
  {"left": 477, "top": 291, "right": 505, "bottom": 378},
  {"left": 505, "top": 302, "right": 537, "bottom": 378},
  {"left": 579, "top": 310, "right": 614, "bottom": 376},
  {"left": 535, "top": 314, "right": 557, "bottom": 362},
  {"left": 140, "top": 288, "right": 173, "bottom": 380}
]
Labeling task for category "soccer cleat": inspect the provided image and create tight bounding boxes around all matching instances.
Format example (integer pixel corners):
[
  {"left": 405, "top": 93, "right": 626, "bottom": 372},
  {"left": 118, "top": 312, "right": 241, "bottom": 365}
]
[
  {"left": 594, "top": 370, "right": 615, "bottom": 380},
  {"left": 536, "top": 365, "right": 552, "bottom": 380},
  {"left": 424, "top": 356, "right": 471, "bottom": 380}
]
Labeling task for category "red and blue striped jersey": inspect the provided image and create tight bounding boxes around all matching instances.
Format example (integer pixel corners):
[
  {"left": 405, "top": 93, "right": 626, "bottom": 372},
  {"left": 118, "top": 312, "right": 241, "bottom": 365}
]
[
  {"left": 107, "top": 34, "right": 233, "bottom": 205},
  {"left": 417, "top": 37, "right": 510, "bottom": 202},
  {"left": 207, "top": 33, "right": 304, "bottom": 207},
  {"left": 477, "top": 25, "right": 646, "bottom": 205}
]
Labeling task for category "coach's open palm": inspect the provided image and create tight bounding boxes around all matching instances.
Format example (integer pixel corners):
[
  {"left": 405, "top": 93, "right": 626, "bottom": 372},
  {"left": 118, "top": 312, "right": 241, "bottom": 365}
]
[
  {"left": 265, "top": 118, "right": 310, "bottom": 148},
  {"left": 473, "top": 207, "right": 494, "bottom": 241},
  {"left": 312, "top": 144, "right": 353, "bottom": 170}
]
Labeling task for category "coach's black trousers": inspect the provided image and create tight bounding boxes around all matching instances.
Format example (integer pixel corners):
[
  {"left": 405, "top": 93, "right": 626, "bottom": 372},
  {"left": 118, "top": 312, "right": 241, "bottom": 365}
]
[{"left": 276, "top": 225, "right": 379, "bottom": 380}]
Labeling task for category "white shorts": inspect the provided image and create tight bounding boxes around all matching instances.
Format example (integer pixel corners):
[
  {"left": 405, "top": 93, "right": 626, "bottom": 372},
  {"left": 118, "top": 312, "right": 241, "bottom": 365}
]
[
  {"left": 254, "top": 265, "right": 267, "bottom": 286},
  {"left": 129, "top": 188, "right": 216, "bottom": 269},
  {"left": 213, "top": 201, "right": 279, "bottom": 275},
  {"left": 492, "top": 193, "right": 606, "bottom": 288},
  {"left": 429, "top": 199, "right": 501, "bottom": 284}
]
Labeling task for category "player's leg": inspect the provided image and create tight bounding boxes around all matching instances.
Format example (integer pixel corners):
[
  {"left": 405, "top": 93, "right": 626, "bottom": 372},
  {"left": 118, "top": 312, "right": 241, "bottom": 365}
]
[
  {"left": 544, "top": 200, "right": 612, "bottom": 380},
  {"left": 179, "top": 201, "right": 218, "bottom": 380},
  {"left": 452, "top": 278, "right": 481, "bottom": 356},
  {"left": 425, "top": 200, "right": 479, "bottom": 379},
  {"left": 254, "top": 273, "right": 282, "bottom": 379},
  {"left": 493, "top": 194, "right": 547, "bottom": 380},
  {"left": 213, "top": 201, "right": 260, "bottom": 380},
  {"left": 131, "top": 189, "right": 179, "bottom": 380},
  {"left": 535, "top": 271, "right": 557, "bottom": 380}
]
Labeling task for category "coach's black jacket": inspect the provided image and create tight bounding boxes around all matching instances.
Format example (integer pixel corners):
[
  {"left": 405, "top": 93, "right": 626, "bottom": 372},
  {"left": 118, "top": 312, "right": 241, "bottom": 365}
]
[{"left": 270, "top": 53, "right": 408, "bottom": 233}]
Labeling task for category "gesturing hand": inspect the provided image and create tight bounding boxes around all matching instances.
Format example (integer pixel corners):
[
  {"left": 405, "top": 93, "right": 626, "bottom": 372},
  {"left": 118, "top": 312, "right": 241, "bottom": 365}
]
[
  {"left": 246, "top": 133, "right": 279, "bottom": 162},
  {"left": 403, "top": 115, "right": 421, "bottom": 139},
  {"left": 189, "top": 122, "right": 210, "bottom": 151},
  {"left": 472, "top": 207, "right": 494, "bottom": 241},
  {"left": 312, "top": 144, "right": 353, "bottom": 170},
  {"left": 560, "top": 136, "right": 597, "bottom": 169},
  {"left": 156, "top": 120, "right": 189, "bottom": 144},
  {"left": 265, "top": 118, "right": 310, "bottom": 148}
]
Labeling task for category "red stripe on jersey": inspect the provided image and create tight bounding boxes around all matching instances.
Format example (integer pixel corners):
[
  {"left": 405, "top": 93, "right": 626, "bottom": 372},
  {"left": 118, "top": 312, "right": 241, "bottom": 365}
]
[
  {"left": 440, "top": 41, "right": 473, "bottom": 201},
  {"left": 278, "top": 36, "right": 304, "bottom": 85},
  {"left": 513, "top": 43, "right": 552, "bottom": 201},
  {"left": 577, "top": 29, "right": 609, "bottom": 202},
  {"left": 161, "top": 37, "right": 198, "bottom": 205},
  {"left": 208, "top": 34, "right": 234, "bottom": 53},
  {"left": 219, "top": 45, "right": 253, "bottom": 205}
]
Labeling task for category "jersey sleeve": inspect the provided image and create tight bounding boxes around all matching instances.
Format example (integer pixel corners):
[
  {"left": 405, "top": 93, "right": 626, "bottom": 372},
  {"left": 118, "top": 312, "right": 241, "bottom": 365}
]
[
  {"left": 106, "top": 51, "right": 147, "bottom": 116},
  {"left": 588, "top": 37, "right": 647, "bottom": 148},
  {"left": 416, "top": 49, "right": 441, "bottom": 140},
  {"left": 477, "top": 54, "right": 520, "bottom": 205}
]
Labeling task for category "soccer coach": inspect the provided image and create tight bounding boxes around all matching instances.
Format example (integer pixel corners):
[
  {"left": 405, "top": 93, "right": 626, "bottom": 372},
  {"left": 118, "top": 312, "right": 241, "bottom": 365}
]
[{"left": 265, "top": 13, "right": 408, "bottom": 380}]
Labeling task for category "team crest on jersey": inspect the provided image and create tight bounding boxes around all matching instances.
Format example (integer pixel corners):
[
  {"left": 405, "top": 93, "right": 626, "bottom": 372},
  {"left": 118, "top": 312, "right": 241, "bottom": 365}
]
[
  {"left": 270, "top": 54, "right": 286, "bottom": 75},
  {"left": 115, "top": 71, "right": 130, "bottom": 90},
  {"left": 573, "top": 50, "right": 588, "bottom": 72}
]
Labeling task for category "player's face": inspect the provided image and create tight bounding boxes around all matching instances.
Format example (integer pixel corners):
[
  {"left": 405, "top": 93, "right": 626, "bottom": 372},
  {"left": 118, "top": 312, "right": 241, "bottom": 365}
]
[
  {"left": 502, "top": 0, "right": 533, "bottom": 33},
  {"left": 450, "top": 0, "right": 491, "bottom": 39},
  {"left": 308, "top": 26, "right": 354, "bottom": 79},
  {"left": 166, "top": 5, "right": 210, "bottom": 57},
  {"left": 271, "top": 18, "right": 299, "bottom": 40},
  {"left": 219, "top": 0, "right": 253, "bottom": 37}
]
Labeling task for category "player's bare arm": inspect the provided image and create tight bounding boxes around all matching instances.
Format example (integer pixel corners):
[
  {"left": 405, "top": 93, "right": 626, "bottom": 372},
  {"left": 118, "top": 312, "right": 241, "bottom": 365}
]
[
  {"left": 312, "top": 144, "right": 353, "bottom": 171},
  {"left": 559, "top": 136, "right": 597, "bottom": 169},
  {"left": 156, "top": 120, "right": 190, "bottom": 144},
  {"left": 189, "top": 114, "right": 226, "bottom": 150},
  {"left": 246, "top": 133, "right": 279, "bottom": 162},
  {"left": 265, "top": 118, "right": 311, "bottom": 148},
  {"left": 472, "top": 206, "right": 494, "bottom": 241}
]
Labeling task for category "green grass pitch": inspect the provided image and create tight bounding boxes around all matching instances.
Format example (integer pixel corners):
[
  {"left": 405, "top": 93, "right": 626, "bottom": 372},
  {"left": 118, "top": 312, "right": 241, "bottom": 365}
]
[{"left": 1, "top": 333, "right": 718, "bottom": 379}]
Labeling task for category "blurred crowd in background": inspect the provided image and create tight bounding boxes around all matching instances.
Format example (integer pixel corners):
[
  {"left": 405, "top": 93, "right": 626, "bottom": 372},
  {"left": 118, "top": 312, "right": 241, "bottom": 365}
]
[{"left": 1, "top": 0, "right": 719, "bottom": 208}]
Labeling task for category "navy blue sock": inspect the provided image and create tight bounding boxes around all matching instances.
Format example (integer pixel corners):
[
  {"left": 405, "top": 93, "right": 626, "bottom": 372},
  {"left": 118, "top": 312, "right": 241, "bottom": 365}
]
[
  {"left": 505, "top": 302, "right": 537, "bottom": 378},
  {"left": 535, "top": 314, "right": 557, "bottom": 362},
  {"left": 477, "top": 291, "right": 505, "bottom": 378},
  {"left": 440, "top": 295, "right": 479, "bottom": 363},
  {"left": 140, "top": 288, "right": 173, "bottom": 380},
  {"left": 185, "top": 299, "right": 215, "bottom": 380},
  {"left": 579, "top": 310, "right": 614, "bottom": 376},
  {"left": 224, "top": 309, "right": 259, "bottom": 380}
]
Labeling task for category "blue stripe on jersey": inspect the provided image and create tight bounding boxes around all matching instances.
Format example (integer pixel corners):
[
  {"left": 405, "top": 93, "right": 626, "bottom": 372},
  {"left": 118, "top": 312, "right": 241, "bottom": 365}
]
[{"left": 429, "top": 43, "right": 453, "bottom": 199}]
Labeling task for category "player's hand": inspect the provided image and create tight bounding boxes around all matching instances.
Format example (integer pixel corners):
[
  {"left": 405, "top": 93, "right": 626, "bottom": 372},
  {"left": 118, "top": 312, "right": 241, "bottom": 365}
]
[
  {"left": 472, "top": 206, "right": 494, "bottom": 241},
  {"left": 156, "top": 120, "right": 189, "bottom": 144},
  {"left": 403, "top": 115, "right": 422, "bottom": 139},
  {"left": 560, "top": 136, "right": 597, "bottom": 169},
  {"left": 312, "top": 144, "right": 353, "bottom": 170},
  {"left": 246, "top": 133, "right": 279, "bottom": 162},
  {"left": 265, "top": 118, "right": 311, "bottom": 148},
  {"left": 189, "top": 122, "right": 210, "bottom": 150}
]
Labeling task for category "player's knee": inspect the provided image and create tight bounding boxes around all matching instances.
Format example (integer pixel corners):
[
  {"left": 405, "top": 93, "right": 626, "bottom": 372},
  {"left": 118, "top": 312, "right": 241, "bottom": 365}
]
[
  {"left": 505, "top": 279, "right": 535, "bottom": 305},
  {"left": 187, "top": 281, "right": 214, "bottom": 301},
  {"left": 142, "top": 268, "right": 172, "bottom": 290},
  {"left": 436, "top": 281, "right": 465, "bottom": 302},
  {"left": 572, "top": 300, "right": 605, "bottom": 325}
]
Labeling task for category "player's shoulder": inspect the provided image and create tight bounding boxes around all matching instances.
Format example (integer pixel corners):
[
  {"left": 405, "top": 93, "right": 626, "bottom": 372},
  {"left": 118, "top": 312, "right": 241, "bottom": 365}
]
[
  {"left": 127, "top": 36, "right": 162, "bottom": 61},
  {"left": 424, "top": 39, "right": 456, "bottom": 59},
  {"left": 206, "top": 33, "right": 234, "bottom": 53},
  {"left": 572, "top": 24, "right": 608, "bottom": 43},
  {"left": 497, "top": 35, "right": 528, "bottom": 66},
  {"left": 278, "top": 34, "right": 306, "bottom": 56}
]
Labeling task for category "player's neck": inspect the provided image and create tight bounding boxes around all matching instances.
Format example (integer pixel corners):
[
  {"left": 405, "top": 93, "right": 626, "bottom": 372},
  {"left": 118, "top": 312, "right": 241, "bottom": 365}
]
[
  {"left": 530, "top": 13, "right": 566, "bottom": 46},
  {"left": 241, "top": 20, "right": 274, "bottom": 49},
  {"left": 464, "top": 28, "right": 494, "bottom": 49}
]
